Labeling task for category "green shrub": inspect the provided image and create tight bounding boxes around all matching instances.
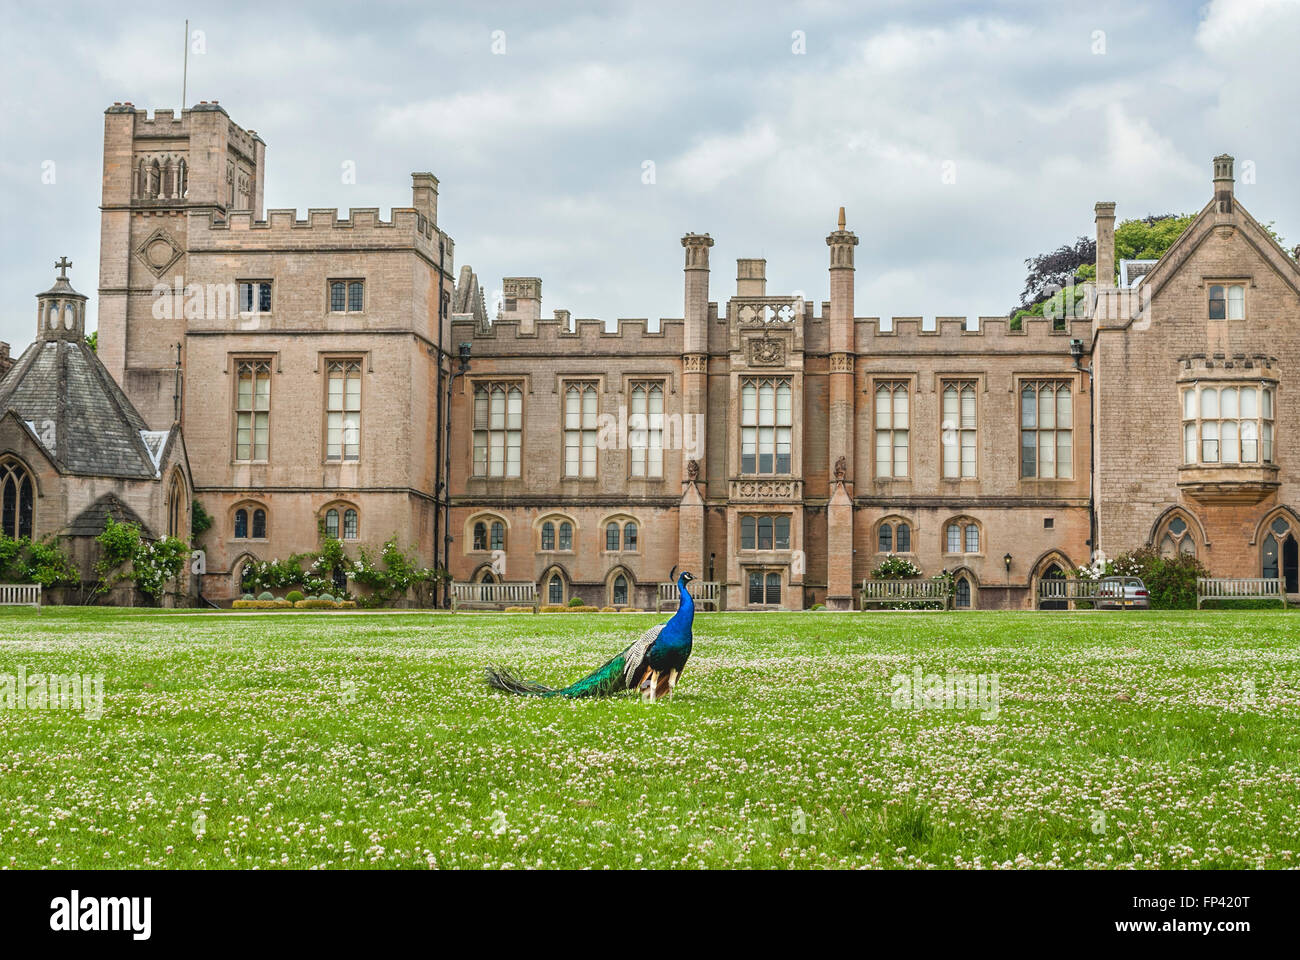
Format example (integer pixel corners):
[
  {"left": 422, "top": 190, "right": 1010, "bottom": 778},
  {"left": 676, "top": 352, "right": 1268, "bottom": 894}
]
[
  {"left": 257, "top": 591, "right": 275, "bottom": 601},
  {"left": 1107, "top": 548, "right": 1209, "bottom": 609},
  {"left": 285, "top": 590, "right": 304, "bottom": 604},
  {"left": 319, "top": 593, "right": 335, "bottom": 603},
  {"left": 568, "top": 596, "right": 584, "bottom": 607},
  {"left": 242, "top": 593, "right": 255, "bottom": 602},
  {"left": 0, "top": 533, "right": 78, "bottom": 587},
  {"left": 872, "top": 555, "right": 923, "bottom": 580}
]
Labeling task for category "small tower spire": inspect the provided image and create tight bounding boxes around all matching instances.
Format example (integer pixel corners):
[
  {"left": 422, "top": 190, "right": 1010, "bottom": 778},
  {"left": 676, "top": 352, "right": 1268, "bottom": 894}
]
[
  {"left": 837, "top": 206, "right": 846, "bottom": 231},
  {"left": 36, "top": 257, "right": 88, "bottom": 343}
]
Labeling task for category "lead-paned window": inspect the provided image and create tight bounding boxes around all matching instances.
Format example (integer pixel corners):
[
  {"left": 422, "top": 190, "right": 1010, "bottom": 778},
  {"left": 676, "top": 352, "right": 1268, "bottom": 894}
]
[
  {"left": 564, "top": 383, "right": 599, "bottom": 478},
  {"left": 1182, "top": 383, "right": 1274, "bottom": 465},
  {"left": 1020, "top": 381, "right": 1073, "bottom": 479},
  {"left": 629, "top": 382, "right": 665, "bottom": 478},
  {"left": 874, "top": 382, "right": 909, "bottom": 478},
  {"left": 741, "top": 378, "right": 792, "bottom": 475},
  {"left": 235, "top": 360, "right": 271, "bottom": 461},
  {"left": 942, "top": 381, "right": 977, "bottom": 479},
  {"left": 326, "top": 360, "right": 362, "bottom": 461},
  {"left": 472, "top": 383, "right": 523, "bottom": 478}
]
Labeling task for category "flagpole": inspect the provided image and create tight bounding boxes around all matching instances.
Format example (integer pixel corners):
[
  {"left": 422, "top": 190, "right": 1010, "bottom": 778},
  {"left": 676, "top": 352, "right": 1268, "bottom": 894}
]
[{"left": 182, "top": 19, "right": 189, "bottom": 111}]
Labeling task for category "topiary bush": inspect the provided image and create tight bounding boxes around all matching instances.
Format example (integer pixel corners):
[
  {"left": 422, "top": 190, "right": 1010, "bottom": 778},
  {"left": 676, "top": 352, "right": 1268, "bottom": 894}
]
[
  {"left": 567, "top": 596, "right": 584, "bottom": 607},
  {"left": 242, "top": 593, "right": 255, "bottom": 602},
  {"left": 319, "top": 593, "right": 335, "bottom": 603},
  {"left": 286, "top": 590, "right": 304, "bottom": 604},
  {"left": 257, "top": 591, "right": 275, "bottom": 601}
]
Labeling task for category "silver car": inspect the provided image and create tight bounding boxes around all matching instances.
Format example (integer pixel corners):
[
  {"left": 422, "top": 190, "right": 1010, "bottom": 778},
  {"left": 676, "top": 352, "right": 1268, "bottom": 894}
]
[{"left": 1095, "top": 576, "right": 1151, "bottom": 610}]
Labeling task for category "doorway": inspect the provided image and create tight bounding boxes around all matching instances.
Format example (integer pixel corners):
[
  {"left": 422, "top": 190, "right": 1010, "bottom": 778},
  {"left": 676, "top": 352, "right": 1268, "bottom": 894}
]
[
  {"left": 1263, "top": 517, "right": 1299, "bottom": 593},
  {"left": 1039, "top": 563, "right": 1066, "bottom": 610}
]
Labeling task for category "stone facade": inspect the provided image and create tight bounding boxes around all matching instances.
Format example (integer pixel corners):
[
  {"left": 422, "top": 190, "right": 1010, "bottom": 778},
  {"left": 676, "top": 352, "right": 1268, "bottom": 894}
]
[
  {"left": 95, "top": 103, "right": 455, "bottom": 601},
  {"left": 84, "top": 102, "right": 1300, "bottom": 608}
]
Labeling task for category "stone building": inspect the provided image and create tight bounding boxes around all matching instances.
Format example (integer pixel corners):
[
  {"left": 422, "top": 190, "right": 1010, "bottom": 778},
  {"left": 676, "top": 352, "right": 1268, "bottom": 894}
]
[
  {"left": 81, "top": 100, "right": 1300, "bottom": 608},
  {"left": 95, "top": 102, "right": 456, "bottom": 601},
  {"left": 0, "top": 259, "right": 191, "bottom": 592}
]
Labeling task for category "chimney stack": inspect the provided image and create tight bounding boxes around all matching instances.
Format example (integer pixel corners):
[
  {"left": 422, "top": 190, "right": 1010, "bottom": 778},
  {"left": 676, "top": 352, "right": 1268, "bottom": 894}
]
[
  {"left": 1213, "top": 154, "right": 1234, "bottom": 214},
  {"left": 1094, "top": 202, "right": 1116, "bottom": 288},
  {"left": 500, "top": 277, "right": 542, "bottom": 333},
  {"left": 736, "top": 259, "right": 766, "bottom": 297},
  {"left": 411, "top": 172, "right": 439, "bottom": 225}
]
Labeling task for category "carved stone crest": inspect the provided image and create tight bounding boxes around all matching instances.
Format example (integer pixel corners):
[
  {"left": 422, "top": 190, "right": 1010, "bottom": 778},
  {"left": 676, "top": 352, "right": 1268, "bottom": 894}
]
[
  {"left": 747, "top": 334, "right": 785, "bottom": 366},
  {"left": 833, "top": 456, "right": 847, "bottom": 482},
  {"left": 686, "top": 458, "right": 700, "bottom": 482}
]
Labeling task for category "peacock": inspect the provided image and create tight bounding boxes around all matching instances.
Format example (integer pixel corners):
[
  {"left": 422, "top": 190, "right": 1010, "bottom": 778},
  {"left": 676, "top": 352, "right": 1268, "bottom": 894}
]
[{"left": 485, "top": 571, "right": 697, "bottom": 701}]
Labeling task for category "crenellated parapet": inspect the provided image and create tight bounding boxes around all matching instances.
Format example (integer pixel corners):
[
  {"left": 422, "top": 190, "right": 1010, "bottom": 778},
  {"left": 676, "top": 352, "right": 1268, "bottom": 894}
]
[
  {"left": 452, "top": 315, "right": 686, "bottom": 354},
  {"left": 187, "top": 206, "right": 449, "bottom": 264},
  {"left": 853, "top": 315, "right": 1091, "bottom": 352}
]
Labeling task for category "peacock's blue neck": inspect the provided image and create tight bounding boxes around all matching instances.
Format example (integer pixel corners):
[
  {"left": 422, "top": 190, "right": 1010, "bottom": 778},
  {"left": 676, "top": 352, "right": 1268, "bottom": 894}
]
[{"left": 663, "top": 577, "right": 694, "bottom": 643}]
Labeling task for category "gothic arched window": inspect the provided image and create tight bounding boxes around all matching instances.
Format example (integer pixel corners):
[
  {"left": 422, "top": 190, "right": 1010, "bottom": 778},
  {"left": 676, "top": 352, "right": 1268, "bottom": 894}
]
[
  {"left": 0, "top": 459, "right": 35, "bottom": 540},
  {"left": 166, "top": 473, "right": 185, "bottom": 539},
  {"left": 1158, "top": 514, "right": 1196, "bottom": 558}
]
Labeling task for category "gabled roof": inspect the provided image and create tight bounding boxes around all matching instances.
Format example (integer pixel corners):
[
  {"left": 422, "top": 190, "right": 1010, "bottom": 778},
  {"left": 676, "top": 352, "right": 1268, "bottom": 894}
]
[
  {"left": 1136, "top": 197, "right": 1300, "bottom": 304},
  {"left": 0, "top": 338, "right": 171, "bottom": 479},
  {"left": 65, "top": 492, "right": 155, "bottom": 539}
]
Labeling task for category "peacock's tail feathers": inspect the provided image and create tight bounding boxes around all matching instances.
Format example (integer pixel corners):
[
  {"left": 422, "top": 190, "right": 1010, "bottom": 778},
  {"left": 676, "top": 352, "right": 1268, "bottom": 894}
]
[
  {"left": 485, "top": 653, "right": 629, "bottom": 698},
  {"left": 484, "top": 666, "right": 560, "bottom": 696},
  {"left": 485, "top": 623, "right": 667, "bottom": 699}
]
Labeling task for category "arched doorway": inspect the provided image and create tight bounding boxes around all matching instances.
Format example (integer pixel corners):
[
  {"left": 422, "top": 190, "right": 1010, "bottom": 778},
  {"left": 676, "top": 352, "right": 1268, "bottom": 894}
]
[
  {"left": 1039, "top": 563, "right": 1067, "bottom": 610},
  {"left": 1262, "top": 515, "right": 1299, "bottom": 592}
]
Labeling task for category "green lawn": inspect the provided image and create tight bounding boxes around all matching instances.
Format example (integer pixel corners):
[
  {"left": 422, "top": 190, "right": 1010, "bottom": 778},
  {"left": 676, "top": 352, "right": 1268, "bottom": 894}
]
[{"left": 1, "top": 607, "right": 1297, "bottom": 869}]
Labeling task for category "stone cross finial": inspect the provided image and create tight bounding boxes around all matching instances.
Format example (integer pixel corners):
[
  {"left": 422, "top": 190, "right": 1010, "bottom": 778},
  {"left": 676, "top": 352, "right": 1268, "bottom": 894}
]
[{"left": 55, "top": 256, "right": 72, "bottom": 279}]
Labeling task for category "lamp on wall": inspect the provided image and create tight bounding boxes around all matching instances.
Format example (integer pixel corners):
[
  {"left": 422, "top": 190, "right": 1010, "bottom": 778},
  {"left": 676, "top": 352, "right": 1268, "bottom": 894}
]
[{"left": 1003, "top": 552, "right": 1013, "bottom": 574}]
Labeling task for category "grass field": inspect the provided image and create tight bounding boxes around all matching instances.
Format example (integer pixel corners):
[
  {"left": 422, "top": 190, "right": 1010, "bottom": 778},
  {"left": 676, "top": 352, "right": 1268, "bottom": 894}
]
[{"left": 1, "top": 607, "right": 1298, "bottom": 869}]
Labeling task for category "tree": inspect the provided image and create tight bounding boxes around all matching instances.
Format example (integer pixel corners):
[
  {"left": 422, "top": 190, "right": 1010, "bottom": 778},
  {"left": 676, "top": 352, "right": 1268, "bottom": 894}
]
[{"left": 1011, "top": 213, "right": 1195, "bottom": 328}]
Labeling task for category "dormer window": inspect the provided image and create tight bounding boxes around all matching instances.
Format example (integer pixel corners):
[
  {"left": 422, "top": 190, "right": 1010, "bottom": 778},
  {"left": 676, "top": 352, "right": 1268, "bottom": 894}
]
[{"left": 1209, "top": 284, "right": 1244, "bottom": 320}]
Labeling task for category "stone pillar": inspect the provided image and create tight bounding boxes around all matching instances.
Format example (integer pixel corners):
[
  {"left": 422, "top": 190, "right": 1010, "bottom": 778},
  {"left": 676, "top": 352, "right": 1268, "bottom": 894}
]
[
  {"left": 826, "top": 208, "right": 858, "bottom": 609},
  {"left": 678, "top": 233, "right": 713, "bottom": 580}
]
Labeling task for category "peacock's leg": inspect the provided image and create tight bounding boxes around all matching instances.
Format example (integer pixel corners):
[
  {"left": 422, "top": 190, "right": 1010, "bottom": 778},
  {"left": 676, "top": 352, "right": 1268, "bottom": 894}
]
[
  {"left": 642, "top": 670, "right": 659, "bottom": 703},
  {"left": 666, "top": 669, "right": 679, "bottom": 697}
]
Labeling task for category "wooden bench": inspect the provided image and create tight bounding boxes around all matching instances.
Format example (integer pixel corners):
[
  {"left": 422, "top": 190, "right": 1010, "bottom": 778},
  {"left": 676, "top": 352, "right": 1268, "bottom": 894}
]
[
  {"left": 859, "top": 579, "right": 949, "bottom": 609},
  {"left": 656, "top": 581, "right": 723, "bottom": 613},
  {"left": 450, "top": 580, "right": 538, "bottom": 612},
  {"left": 1038, "top": 578, "right": 1101, "bottom": 610},
  {"left": 0, "top": 584, "right": 41, "bottom": 609},
  {"left": 1197, "top": 577, "right": 1286, "bottom": 609}
]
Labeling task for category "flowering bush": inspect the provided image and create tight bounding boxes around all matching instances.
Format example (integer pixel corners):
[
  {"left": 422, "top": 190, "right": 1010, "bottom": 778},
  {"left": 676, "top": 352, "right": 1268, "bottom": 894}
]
[
  {"left": 872, "top": 555, "right": 923, "bottom": 580},
  {"left": 240, "top": 535, "right": 437, "bottom": 607},
  {"left": 95, "top": 517, "right": 188, "bottom": 603}
]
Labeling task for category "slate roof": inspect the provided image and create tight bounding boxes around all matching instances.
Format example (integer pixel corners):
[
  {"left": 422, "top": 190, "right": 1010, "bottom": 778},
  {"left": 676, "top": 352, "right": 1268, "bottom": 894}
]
[
  {"left": 0, "top": 338, "right": 170, "bottom": 479},
  {"left": 65, "top": 492, "right": 154, "bottom": 539}
]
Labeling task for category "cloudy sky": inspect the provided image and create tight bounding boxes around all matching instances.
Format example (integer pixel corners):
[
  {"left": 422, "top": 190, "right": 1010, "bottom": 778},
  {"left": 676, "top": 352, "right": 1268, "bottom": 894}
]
[{"left": 2, "top": 0, "right": 1298, "bottom": 350}]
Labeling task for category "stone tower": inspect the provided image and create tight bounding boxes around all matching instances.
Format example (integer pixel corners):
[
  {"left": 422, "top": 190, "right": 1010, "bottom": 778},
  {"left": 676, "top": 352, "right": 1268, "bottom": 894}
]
[{"left": 97, "top": 101, "right": 265, "bottom": 429}]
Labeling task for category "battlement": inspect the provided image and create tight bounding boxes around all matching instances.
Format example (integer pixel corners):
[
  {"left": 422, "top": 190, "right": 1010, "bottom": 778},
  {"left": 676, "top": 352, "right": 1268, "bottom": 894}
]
[
  {"left": 1177, "top": 353, "right": 1278, "bottom": 377},
  {"left": 189, "top": 205, "right": 446, "bottom": 253},
  {"left": 108, "top": 101, "right": 263, "bottom": 147},
  {"left": 454, "top": 314, "right": 686, "bottom": 354},
  {"left": 855, "top": 315, "right": 1092, "bottom": 349}
]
